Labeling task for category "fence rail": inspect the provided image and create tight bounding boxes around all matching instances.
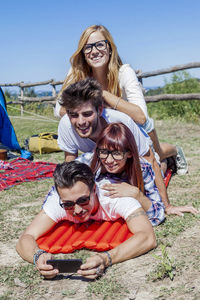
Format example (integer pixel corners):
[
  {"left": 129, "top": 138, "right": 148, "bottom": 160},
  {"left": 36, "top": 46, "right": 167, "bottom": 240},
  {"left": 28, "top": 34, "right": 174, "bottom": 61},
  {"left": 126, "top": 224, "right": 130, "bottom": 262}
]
[{"left": 1, "top": 61, "right": 200, "bottom": 115}]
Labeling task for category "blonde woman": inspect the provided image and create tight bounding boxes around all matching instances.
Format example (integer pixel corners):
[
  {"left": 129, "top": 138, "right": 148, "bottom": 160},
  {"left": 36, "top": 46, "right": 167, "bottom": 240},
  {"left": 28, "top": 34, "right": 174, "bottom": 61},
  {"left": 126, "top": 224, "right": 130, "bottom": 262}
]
[{"left": 55, "top": 25, "right": 187, "bottom": 176}]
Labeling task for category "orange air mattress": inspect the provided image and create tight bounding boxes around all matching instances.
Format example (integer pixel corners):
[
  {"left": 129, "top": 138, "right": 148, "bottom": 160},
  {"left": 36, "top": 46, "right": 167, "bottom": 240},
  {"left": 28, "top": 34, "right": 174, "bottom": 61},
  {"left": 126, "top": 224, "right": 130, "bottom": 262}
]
[{"left": 37, "top": 169, "right": 172, "bottom": 253}]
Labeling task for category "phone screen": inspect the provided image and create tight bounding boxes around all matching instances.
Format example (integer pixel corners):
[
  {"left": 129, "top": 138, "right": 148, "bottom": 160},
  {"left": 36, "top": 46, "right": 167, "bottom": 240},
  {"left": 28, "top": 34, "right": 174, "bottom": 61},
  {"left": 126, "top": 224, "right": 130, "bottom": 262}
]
[{"left": 47, "top": 259, "right": 82, "bottom": 273}]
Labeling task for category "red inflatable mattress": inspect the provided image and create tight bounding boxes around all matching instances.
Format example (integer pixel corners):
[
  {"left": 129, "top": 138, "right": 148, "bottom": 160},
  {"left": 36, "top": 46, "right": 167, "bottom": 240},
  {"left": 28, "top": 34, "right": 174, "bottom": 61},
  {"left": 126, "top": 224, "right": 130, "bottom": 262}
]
[{"left": 37, "top": 170, "right": 172, "bottom": 253}]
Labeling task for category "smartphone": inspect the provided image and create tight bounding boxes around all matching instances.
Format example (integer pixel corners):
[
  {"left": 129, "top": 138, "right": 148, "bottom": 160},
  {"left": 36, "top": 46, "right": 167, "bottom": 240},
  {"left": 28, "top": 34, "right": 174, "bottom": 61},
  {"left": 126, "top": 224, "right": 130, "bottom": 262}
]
[{"left": 47, "top": 259, "right": 82, "bottom": 273}]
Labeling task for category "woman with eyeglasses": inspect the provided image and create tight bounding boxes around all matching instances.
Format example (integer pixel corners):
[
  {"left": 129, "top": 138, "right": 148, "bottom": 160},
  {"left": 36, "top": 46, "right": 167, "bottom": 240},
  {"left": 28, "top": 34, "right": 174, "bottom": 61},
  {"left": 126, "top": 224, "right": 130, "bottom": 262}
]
[
  {"left": 54, "top": 24, "right": 187, "bottom": 177},
  {"left": 77, "top": 122, "right": 165, "bottom": 226}
]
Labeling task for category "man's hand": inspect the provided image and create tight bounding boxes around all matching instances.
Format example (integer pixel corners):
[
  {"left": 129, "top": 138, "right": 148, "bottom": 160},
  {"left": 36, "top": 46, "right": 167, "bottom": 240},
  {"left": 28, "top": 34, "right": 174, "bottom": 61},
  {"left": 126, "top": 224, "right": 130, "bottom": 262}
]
[
  {"left": 165, "top": 204, "right": 199, "bottom": 217},
  {"left": 102, "top": 182, "right": 140, "bottom": 199},
  {"left": 77, "top": 254, "right": 105, "bottom": 279},
  {"left": 35, "top": 253, "right": 59, "bottom": 279}
]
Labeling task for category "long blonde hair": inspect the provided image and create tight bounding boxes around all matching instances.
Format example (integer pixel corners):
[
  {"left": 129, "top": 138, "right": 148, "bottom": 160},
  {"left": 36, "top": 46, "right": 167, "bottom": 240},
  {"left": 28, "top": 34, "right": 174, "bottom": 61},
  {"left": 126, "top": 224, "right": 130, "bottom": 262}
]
[{"left": 59, "top": 25, "right": 123, "bottom": 97}]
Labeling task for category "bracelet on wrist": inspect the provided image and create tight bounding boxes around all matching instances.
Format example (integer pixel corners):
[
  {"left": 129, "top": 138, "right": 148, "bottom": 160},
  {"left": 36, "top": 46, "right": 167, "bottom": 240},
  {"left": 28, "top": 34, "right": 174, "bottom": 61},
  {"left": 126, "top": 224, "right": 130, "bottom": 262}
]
[
  {"left": 33, "top": 249, "right": 47, "bottom": 266},
  {"left": 104, "top": 251, "right": 112, "bottom": 267},
  {"left": 113, "top": 97, "right": 121, "bottom": 110}
]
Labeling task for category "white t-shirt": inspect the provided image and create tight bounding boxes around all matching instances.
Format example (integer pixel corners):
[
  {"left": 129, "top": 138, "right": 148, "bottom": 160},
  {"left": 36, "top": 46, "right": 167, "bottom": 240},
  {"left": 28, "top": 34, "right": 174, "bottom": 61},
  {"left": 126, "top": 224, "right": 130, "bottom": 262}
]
[
  {"left": 42, "top": 180, "right": 141, "bottom": 223},
  {"left": 57, "top": 108, "right": 150, "bottom": 157}
]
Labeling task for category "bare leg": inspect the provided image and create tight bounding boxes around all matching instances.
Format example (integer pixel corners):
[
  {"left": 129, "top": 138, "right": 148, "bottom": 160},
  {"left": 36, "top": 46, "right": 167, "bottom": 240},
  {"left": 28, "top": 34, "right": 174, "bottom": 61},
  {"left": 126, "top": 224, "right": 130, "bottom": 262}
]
[
  {"left": 148, "top": 129, "right": 177, "bottom": 161},
  {"left": 160, "top": 159, "right": 168, "bottom": 174}
]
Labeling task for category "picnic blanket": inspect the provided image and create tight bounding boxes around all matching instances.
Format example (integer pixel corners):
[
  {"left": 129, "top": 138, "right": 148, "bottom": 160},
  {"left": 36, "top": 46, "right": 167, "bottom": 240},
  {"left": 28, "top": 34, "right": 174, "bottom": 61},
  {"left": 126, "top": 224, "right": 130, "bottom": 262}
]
[
  {"left": 0, "top": 156, "right": 172, "bottom": 192},
  {"left": 0, "top": 158, "right": 56, "bottom": 191}
]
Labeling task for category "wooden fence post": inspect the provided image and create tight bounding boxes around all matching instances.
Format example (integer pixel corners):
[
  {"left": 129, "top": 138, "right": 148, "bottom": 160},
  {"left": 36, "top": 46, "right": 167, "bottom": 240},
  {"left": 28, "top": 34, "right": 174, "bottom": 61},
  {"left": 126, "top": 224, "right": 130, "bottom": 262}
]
[
  {"left": 20, "top": 83, "right": 24, "bottom": 116},
  {"left": 52, "top": 84, "right": 57, "bottom": 98}
]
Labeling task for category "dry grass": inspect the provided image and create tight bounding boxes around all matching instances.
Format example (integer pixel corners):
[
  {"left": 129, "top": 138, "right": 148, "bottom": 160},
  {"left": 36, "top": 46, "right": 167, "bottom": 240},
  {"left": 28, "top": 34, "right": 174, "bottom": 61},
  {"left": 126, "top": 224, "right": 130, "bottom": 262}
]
[{"left": 0, "top": 117, "right": 200, "bottom": 299}]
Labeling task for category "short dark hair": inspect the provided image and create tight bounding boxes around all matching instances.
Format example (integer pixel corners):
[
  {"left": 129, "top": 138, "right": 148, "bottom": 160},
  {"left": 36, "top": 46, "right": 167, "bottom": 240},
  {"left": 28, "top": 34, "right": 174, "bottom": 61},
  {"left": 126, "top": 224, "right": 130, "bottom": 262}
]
[
  {"left": 53, "top": 161, "right": 95, "bottom": 192},
  {"left": 59, "top": 78, "right": 103, "bottom": 111}
]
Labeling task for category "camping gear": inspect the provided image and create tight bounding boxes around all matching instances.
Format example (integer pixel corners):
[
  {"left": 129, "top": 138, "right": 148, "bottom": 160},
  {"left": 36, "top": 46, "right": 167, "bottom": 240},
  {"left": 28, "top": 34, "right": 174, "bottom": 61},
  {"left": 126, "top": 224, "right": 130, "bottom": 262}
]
[
  {"left": 0, "top": 87, "right": 32, "bottom": 159},
  {"left": 26, "top": 132, "right": 61, "bottom": 154},
  {"left": 37, "top": 219, "right": 132, "bottom": 253}
]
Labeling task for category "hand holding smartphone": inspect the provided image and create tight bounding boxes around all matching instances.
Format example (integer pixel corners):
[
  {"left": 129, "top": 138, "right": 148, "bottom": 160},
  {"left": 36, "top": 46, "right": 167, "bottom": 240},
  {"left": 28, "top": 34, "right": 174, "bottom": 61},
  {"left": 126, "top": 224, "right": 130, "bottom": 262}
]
[{"left": 47, "top": 259, "right": 82, "bottom": 273}]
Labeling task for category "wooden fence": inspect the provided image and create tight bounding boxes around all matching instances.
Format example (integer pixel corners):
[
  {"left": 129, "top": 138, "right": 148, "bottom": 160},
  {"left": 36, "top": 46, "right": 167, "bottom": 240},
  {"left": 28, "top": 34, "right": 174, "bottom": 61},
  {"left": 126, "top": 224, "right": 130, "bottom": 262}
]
[{"left": 1, "top": 62, "right": 200, "bottom": 115}]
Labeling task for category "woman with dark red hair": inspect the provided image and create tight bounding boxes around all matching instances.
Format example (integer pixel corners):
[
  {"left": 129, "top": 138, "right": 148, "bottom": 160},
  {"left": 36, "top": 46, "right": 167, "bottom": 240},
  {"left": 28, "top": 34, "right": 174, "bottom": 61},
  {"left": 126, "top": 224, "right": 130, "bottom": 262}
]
[{"left": 78, "top": 122, "right": 165, "bottom": 226}]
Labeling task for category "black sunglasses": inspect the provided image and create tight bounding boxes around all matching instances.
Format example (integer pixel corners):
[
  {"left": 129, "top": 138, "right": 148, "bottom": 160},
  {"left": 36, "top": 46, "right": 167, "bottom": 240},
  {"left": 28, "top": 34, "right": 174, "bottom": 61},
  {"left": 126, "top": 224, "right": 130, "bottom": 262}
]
[{"left": 59, "top": 195, "right": 90, "bottom": 210}]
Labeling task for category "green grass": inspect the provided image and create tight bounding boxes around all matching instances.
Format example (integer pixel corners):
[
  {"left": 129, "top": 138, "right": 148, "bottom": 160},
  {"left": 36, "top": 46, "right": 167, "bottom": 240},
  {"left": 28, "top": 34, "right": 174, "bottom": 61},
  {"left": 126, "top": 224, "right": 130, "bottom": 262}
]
[
  {"left": 86, "top": 272, "right": 129, "bottom": 300},
  {"left": 1, "top": 109, "right": 200, "bottom": 299},
  {"left": 147, "top": 100, "right": 200, "bottom": 123}
]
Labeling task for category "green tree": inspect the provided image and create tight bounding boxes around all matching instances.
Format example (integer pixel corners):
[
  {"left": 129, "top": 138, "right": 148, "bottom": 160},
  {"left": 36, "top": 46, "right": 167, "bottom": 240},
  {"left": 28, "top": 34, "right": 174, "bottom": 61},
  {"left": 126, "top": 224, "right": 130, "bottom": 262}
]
[
  {"left": 164, "top": 71, "right": 200, "bottom": 94},
  {"left": 147, "top": 71, "right": 200, "bottom": 122}
]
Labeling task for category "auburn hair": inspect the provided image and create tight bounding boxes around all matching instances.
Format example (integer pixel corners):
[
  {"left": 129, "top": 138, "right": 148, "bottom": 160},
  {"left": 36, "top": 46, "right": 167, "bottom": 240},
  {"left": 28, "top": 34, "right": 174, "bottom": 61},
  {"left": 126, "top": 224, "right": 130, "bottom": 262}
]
[{"left": 90, "top": 123, "right": 144, "bottom": 192}]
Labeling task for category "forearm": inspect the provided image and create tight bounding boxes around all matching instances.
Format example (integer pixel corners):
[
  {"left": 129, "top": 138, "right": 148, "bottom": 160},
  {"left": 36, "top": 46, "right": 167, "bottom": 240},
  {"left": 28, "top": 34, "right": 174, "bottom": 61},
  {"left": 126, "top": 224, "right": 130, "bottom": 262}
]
[
  {"left": 16, "top": 234, "right": 40, "bottom": 264},
  {"left": 103, "top": 90, "right": 146, "bottom": 125},
  {"left": 129, "top": 185, "right": 152, "bottom": 211},
  {"left": 79, "top": 210, "right": 156, "bottom": 279},
  {"left": 104, "top": 231, "right": 156, "bottom": 266},
  {"left": 137, "top": 191, "right": 152, "bottom": 211},
  {"left": 64, "top": 152, "right": 78, "bottom": 162}
]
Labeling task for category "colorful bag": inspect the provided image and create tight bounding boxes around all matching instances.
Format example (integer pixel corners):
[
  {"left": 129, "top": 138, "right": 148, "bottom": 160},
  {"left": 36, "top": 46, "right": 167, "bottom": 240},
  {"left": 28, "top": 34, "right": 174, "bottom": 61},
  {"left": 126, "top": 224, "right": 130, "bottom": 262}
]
[{"left": 26, "top": 132, "right": 61, "bottom": 154}]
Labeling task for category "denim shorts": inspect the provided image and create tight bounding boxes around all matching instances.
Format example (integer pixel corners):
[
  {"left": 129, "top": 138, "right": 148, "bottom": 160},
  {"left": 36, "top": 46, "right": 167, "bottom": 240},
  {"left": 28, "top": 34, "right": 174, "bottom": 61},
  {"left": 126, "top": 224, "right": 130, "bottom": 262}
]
[{"left": 141, "top": 116, "right": 154, "bottom": 133}]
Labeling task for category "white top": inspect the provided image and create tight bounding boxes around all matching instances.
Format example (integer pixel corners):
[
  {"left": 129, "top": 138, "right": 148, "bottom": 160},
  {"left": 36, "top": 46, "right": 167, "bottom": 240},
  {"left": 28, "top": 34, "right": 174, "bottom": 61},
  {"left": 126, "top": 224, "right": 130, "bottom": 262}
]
[
  {"left": 57, "top": 108, "right": 150, "bottom": 157},
  {"left": 54, "top": 64, "right": 148, "bottom": 119},
  {"left": 42, "top": 181, "right": 141, "bottom": 223},
  {"left": 119, "top": 64, "right": 148, "bottom": 118}
]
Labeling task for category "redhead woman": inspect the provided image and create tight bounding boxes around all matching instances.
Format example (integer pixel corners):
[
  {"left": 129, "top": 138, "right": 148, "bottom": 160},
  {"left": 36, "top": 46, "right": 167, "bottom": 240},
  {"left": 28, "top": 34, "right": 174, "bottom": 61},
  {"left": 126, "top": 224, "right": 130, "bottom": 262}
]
[
  {"left": 90, "top": 122, "right": 165, "bottom": 226},
  {"left": 55, "top": 24, "right": 187, "bottom": 176},
  {"left": 77, "top": 123, "right": 198, "bottom": 220}
]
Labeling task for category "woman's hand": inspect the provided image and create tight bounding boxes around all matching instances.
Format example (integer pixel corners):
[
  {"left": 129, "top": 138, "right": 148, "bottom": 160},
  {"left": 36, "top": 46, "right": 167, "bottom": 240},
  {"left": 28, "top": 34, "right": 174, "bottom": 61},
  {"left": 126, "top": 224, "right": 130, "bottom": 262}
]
[
  {"left": 35, "top": 253, "right": 59, "bottom": 279},
  {"left": 102, "top": 182, "right": 140, "bottom": 199},
  {"left": 165, "top": 204, "right": 199, "bottom": 216},
  {"left": 77, "top": 254, "right": 105, "bottom": 279}
]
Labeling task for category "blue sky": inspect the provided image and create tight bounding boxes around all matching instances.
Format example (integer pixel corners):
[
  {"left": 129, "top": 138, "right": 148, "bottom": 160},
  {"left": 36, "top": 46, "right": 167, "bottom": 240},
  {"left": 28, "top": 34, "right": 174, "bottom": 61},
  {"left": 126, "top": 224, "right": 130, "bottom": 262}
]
[{"left": 0, "top": 0, "right": 200, "bottom": 91}]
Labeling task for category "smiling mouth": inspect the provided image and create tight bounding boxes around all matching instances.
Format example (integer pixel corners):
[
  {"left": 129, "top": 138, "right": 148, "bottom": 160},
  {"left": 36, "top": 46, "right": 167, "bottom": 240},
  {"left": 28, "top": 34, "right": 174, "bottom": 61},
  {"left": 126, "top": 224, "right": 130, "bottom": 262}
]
[
  {"left": 91, "top": 56, "right": 103, "bottom": 61},
  {"left": 105, "top": 164, "right": 118, "bottom": 170},
  {"left": 77, "top": 126, "right": 90, "bottom": 134},
  {"left": 75, "top": 211, "right": 88, "bottom": 219}
]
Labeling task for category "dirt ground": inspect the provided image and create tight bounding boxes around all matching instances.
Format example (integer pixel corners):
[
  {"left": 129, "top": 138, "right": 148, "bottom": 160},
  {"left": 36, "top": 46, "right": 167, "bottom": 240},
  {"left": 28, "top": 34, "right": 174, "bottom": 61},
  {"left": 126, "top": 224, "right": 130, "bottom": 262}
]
[{"left": 0, "top": 120, "right": 200, "bottom": 300}]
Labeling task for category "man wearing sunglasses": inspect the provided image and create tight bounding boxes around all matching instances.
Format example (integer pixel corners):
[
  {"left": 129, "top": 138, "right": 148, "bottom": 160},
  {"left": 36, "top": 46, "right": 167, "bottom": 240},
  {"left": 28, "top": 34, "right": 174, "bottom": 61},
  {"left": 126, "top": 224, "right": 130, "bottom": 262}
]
[{"left": 16, "top": 161, "right": 156, "bottom": 280}]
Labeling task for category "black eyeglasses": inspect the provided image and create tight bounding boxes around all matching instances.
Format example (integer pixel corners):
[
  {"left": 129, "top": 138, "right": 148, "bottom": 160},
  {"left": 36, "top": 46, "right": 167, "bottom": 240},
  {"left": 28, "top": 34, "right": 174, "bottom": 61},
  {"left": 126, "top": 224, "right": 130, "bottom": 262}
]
[
  {"left": 59, "top": 195, "right": 90, "bottom": 210},
  {"left": 83, "top": 40, "right": 108, "bottom": 54},
  {"left": 97, "top": 148, "right": 127, "bottom": 161}
]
